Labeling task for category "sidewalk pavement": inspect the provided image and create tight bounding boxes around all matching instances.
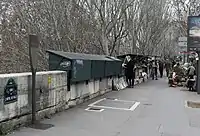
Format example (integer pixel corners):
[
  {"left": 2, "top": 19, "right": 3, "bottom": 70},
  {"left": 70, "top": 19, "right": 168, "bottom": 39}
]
[{"left": 8, "top": 78, "right": 200, "bottom": 136}]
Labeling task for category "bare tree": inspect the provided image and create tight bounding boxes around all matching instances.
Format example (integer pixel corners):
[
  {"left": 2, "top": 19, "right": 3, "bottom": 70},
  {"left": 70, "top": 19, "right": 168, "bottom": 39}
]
[
  {"left": 82, "top": 0, "right": 135, "bottom": 55},
  {"left": 0, "top": 0, "right": 181, "bottom": 73}
]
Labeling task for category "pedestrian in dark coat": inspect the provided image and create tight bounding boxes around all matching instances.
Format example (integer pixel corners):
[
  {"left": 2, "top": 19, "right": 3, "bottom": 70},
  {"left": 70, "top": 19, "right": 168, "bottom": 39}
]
[
  {"left": 159, "top": 60, "right": 164, "bottom": 78},
  {"left": 152, "top": 60, "right": 158, "bottom": 80},
  {"left": 127, "top": 59, "right": 135, "bottom": 87},
  {"left": 122, "top": 56, "right": 135, "bottom": 88},
  {"left": 165, "top": 59, "right": 171, "bottom": 77}
]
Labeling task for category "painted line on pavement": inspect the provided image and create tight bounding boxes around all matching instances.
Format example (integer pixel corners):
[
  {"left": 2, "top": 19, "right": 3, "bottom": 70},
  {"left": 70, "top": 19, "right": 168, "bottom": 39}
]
[
  {"left": 85, "top": 107, "right": 104, "bottom": 112},
  {"left": 88, "top": 105, "right": 132, "bottom": 111},
  {"left": 88, "top": 98, "right": 106, "bottom": 107},
  {"left": 88, "top": 98, "right": 140, "bottom": 111},
  {"left": 129, "top": 102, "right": 140, "bottom": 111}
]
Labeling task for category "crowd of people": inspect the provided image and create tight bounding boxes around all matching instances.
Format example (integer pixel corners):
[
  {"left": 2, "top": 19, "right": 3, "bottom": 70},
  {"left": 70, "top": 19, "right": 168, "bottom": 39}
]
[
  {"left": 122, "top": 55, "right": 197, "bottom": 89},
  {"left": 169, "top": 60, "right": 196, "bottom": 90}
]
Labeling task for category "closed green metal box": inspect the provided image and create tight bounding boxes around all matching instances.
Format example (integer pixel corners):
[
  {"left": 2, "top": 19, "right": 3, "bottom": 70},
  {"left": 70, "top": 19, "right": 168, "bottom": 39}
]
[
  {"left": 47, "top": 50, "right": 123, "bottom": 82},
  {"left": 71, "top": 59, "right": 91, "bottom": 82},
  {"left": 91, "top": 60, "right": 105, "bottom": 79},
  {"left": 86, "top": 54, "right": 110, "bottom": 79},
  {"left": 47, "top": 50, "right": 92, "bottom": 83},
  {"left": 104, "top": 56, "right": 122, "bottom": 77},
  {"left": 48, "top": 53, "right": 72, "bottom": 71},
  {"left": 106, "top": 56, "right": 122, "bottom": 76},
  {"left": 105, "top": 61, "right": 114, "bottom": 77}
]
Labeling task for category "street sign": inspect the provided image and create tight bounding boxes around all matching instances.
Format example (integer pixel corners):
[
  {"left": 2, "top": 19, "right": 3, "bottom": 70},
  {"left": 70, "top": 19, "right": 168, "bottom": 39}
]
[
  {"left": 178, "top": 37, "right": 187, "bottom": 42},
  {"left": 187, "top": 16, "right": 200, "bottom": 51},
  {"left": 4, "top": 78, "right": 18, "bottom": 104},
  {"left": 178, "top": 42, "right": 187, "bottom": 47}
]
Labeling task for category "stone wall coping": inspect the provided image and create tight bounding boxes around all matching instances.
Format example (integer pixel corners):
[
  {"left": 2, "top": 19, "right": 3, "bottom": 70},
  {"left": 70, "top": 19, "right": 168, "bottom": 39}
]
[{"left": 0, "top": 71, "right": 66, "bottom": 78}]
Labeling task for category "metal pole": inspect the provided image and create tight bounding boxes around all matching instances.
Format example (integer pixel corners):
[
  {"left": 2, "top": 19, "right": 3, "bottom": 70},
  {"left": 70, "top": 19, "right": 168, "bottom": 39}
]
[
  {"left": 197, "top": 52, "right": 200, "bottom": 94},
  {"left": 32, "top": 68, "right": 36, "bottom": 124},
  {"left": 29, "top": 35, "right": 39, "bottom": 124},
  {"left": 183, "top": 54, "right": 186, "bottom": 63},
  {"left": 187, "top": 5, "right": 191, "bottom": 61}
]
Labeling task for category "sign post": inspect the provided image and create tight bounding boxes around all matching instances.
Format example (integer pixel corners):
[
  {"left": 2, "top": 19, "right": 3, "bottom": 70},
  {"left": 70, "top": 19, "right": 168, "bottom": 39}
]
[
  {"left": 178, "top": 37, "right": 187, "bottom": 63},
  {"left": 29, "top": 35, "right": 39, "bottom": 124},
  {"left": 187, "top": 16, "right": 200, "bottom": 94},
  {"left": 0, "top": 34, "right": 2, "bottom": 52}
]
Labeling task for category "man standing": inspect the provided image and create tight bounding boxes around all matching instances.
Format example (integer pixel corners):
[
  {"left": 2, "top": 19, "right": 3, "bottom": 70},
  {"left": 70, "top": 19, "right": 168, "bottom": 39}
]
[
  {"left": 122, "top": 56, "right": 135, "bottom": 88},
  {"left": 187, "top": 63, "right": 196, "bottom": 79},
  {"left": 186, "top": 63, "right": 196, "bottom": 91}
]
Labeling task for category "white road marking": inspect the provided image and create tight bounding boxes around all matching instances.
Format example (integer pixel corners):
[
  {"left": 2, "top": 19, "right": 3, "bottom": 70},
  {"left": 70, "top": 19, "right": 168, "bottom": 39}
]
[
  {"left": 88, "top": 105, "right": 132, "bottom": 111},
  {"left": 88, "top": 98, "right": 106, "bottom": 107},
  {"left": 88, "top": 98, "right": 140, "bottom": 111},
  {"left": 109, "top": 99, "right": 138, "bottom": 103},
  {"left": 85, "top": 107, "right": 104, "bottom": 112},
  {"left": 129, "top": 102, "right": 140, "bottom": 111}
]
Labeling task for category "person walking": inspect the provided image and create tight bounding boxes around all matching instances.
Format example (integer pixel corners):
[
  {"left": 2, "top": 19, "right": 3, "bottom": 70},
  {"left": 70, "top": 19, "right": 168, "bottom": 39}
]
[
  {"left": 165, "top": 59, "right": 171, "bottom": 77},
  {"left": 159, "top": 60, "right": 164, "bottom": 78},
  {"left": 152, "top": 60, "right": 158, "bottom": 80}
]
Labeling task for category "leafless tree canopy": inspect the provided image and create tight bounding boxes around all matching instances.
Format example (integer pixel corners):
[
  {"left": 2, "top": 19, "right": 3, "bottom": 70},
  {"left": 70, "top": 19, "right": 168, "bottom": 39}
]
[{"left": 0, "top": 0, "right": 191, "bottom": 73}]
